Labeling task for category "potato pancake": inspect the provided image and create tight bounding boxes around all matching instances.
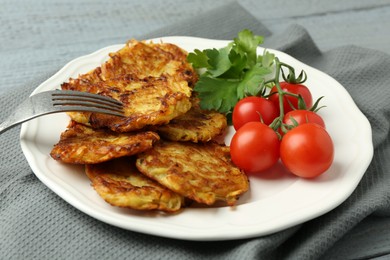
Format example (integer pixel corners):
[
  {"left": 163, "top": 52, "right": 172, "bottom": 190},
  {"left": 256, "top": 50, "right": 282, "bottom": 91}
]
[
  {"left": 61, "top": 40, "right": 197, "bottom": 132},
  {"left": 50, "top": 121, "right": 159, "bottom": 164},
  {"left": 99, "top": 40, "right": 198, "bottom": 86},
  {"left": 85, "top": 157, "right": 184, "bottom": 212},
  {"left": 157, "top": 98, "right": 227, "bottom": 143},
  {"left": 136, "top": 141, "right": 249, "bottom": 206},
  {"left": 64, "top": 75, "right": 192, "bottom": 132}
]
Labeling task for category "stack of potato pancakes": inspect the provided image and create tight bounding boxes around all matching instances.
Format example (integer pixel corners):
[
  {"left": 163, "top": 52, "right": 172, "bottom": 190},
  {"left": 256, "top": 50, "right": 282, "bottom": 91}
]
[{"left": 50, "top": 40, "right": 249, "bottom": 213}]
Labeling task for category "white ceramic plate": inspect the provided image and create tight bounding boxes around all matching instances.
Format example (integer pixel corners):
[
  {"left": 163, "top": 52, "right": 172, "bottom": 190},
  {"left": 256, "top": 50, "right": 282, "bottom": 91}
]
[{"left": 20, "top": 36, "right": 373, "bottom": 241}]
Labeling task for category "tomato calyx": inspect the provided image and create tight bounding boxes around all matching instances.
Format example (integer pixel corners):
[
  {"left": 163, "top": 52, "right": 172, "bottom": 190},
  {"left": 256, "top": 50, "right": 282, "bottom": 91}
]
[
  {"left": 281, "top": 64, "right": 307, "bottom": 84},
  {"left": 281, "top": 63, "right": 326, "bottom": 112},
  {"left": 308, "top": 96, "right": 326, "bottom": 112}
]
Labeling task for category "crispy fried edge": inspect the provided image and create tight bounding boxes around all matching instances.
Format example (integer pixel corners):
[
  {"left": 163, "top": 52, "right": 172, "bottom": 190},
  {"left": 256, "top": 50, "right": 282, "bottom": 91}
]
[
  {"left": 85, "top": 158, "right": 185, "bottom": 212},
  {"left": 50, "top": 121, "right": 160, "bottom": 164}
]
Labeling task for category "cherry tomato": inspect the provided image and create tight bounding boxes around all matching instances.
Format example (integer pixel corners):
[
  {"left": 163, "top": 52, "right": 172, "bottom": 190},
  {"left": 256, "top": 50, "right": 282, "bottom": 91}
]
[
  {"left": 269, "top": 82, "right": 313, "bottom": 114},
  {"left": 283, "top": 110, "right": 325, "bottom": 129},
  {"left": 230, "top": 122, "right": 280, "bottom": 173},
  {"left": 280, "top": 123, "right": 334, "bottom": 178},
  {"left": 232, "top": 96, "right": 278, "bottom": 130}
]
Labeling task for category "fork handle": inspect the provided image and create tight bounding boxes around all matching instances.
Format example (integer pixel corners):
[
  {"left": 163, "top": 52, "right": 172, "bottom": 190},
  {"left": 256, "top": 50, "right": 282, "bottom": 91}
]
[{"left": 0, "top": 119, "right": 19, "bottom": 134}]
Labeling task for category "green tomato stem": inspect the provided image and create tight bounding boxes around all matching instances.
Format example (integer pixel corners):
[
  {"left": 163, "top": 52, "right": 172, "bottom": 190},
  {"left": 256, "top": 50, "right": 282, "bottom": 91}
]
[
  {"left": 274, "top": 58, "right": 285, "bottom": 117},
  {"left": 268, "top": 58, "right": 285, "bottom": 132}
]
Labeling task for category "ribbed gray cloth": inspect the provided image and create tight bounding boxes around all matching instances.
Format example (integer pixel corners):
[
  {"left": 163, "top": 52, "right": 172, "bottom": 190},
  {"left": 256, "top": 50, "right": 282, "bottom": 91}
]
[{"left": 1, "top": 2, "right": 390, "bottom": 259}]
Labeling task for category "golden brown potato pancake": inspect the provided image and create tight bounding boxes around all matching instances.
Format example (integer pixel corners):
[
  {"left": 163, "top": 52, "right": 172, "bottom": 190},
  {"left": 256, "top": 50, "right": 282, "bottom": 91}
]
[
  {"left": 64, "top": 75, "right": 192, "bottom": 132},
  {"left": 136, "top": 140, "right": 249, "bottom": 206},
  {"left": 157, "top": 98, "right": 227, "bottom": 143},
  {"left": 50, "top": 121, "right": 159, "bottom": 164},
  {"left": 61, "top": 40, "right": 197, "bottom": 132},
  {"left": 85, "top": 157, "right": 184, "bottom": 212},
  {"left": 99, "top": 40, "right": 198, "bottom": 86}
]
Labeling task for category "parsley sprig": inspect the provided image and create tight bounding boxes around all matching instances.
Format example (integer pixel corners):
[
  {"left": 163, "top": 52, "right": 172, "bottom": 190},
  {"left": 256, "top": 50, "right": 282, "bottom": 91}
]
[{"left": 187, "top": 29, "right": 275, "bottom": 114}]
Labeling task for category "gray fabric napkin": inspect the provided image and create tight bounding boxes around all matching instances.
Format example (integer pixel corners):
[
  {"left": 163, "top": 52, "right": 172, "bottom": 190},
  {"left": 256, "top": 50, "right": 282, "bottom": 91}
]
[{"left": 1, "top": 2, "right": 390, "bottom": 259}]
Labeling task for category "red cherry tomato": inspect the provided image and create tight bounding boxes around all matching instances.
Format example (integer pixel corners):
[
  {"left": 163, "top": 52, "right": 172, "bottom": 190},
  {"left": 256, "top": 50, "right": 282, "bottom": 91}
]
[
  {"left": 232, "top": 96, "right": 278, "bottom": 130},
  {"left": 230, "top": 122, "right": 280, "bottom": 173},
  {"left": 280, "top": 123, "right": 334, "bottom": 178},
  {"left": 283, "top": 110, "right": 325, "bottom": 129},
  {"left": 269, "top": 82, "right": 313, "bottom": 114}
]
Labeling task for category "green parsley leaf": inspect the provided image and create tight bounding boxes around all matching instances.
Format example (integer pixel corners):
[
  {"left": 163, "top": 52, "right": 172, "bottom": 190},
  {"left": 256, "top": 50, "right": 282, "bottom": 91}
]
[
  {"left": 205, "top": 47, "right": 232, "bottom": 77},
  {"left": 233, "top": 29, "right": 264, "bottom": 67},
  {"left": 221, "top": 49, "right": 247, "bottom": 79},
  {"left": 187, "top": 49, "right": 210, "bottom": 68},
  {"left": 258, "top": 50, "right": 275, "bottom": 68},
  {"left": 187, "top": 29, "right": 274, "bottom": 116},
  {"left": 194, "top": 76, "right": 239, "bottom": 114},
  {"left": 237, "top": 66, "right": 271, "bottom": 98}
]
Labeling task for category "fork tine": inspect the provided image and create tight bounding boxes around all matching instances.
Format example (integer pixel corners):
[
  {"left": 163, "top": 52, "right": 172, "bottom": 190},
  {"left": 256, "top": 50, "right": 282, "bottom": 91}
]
[
  {"left": 51, "top": 105, "right": 125, "bottom": 117},
  {"left": 52, "top": 100, "right": 123, "bottom": 113},
  {"left": 50, "top": 90, "right": 124, "bottom": 116},
  {"left": 53, "top": 97, "right": 124, "bottom": 110},
  {"left": 51, "top": 90, "right": 123, "bottom": 108}
]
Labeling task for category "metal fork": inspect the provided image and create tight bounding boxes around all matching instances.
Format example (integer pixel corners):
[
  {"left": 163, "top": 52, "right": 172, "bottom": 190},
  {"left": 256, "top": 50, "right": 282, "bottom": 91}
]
[{"left": 0, "top": 90, "right": 124, "bottom": 134}]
